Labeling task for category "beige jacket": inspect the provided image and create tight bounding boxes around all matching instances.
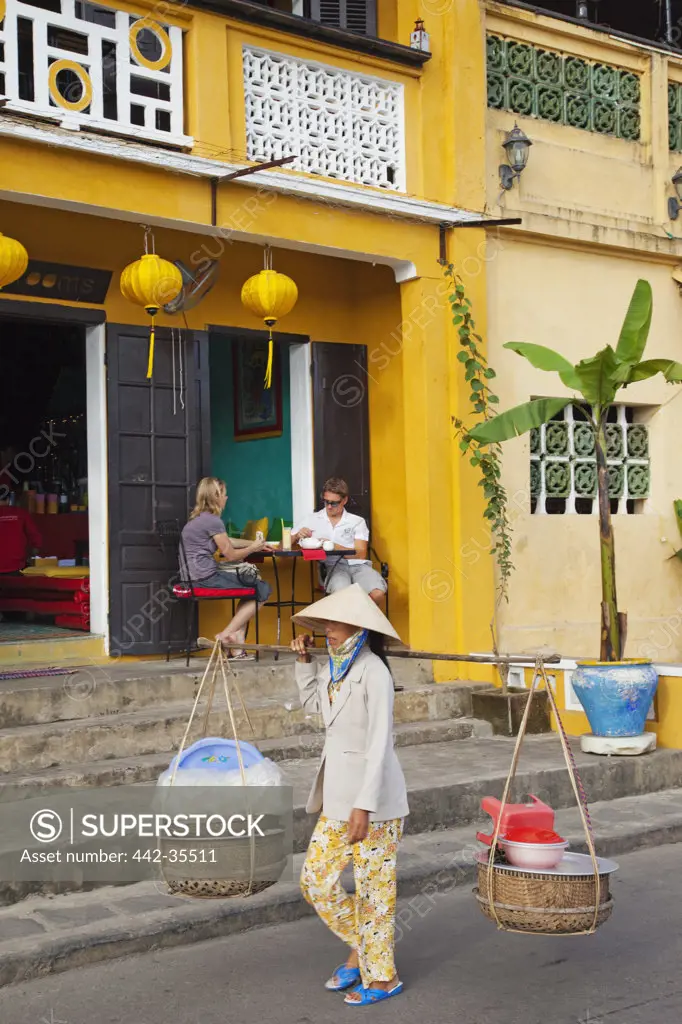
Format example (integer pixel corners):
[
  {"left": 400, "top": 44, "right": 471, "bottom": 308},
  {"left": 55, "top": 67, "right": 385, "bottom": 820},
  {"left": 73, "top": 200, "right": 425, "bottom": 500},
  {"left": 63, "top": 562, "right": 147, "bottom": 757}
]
[{"left": 295, "top": 647, "right": 409, "bottom": 822}]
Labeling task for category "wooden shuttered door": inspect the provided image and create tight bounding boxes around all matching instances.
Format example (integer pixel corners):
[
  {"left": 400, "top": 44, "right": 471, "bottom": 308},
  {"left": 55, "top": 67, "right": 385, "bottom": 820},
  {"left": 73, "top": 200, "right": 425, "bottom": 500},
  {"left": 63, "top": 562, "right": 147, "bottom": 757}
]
[
  {"left": 311, "top": 341, "right": 371, "bottom": 527},
  {"left": 106, "top": 326, "right": 210, "bottom": 655},
  {"left": 309, "top": 0, "right": 377, "bottom": 36}
]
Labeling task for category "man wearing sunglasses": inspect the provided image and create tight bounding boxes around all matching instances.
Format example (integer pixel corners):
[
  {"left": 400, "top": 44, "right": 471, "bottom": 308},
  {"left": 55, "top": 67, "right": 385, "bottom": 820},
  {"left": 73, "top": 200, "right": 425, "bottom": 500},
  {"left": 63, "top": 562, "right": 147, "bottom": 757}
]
[{"left": 292, "top": 477, "right": 387, "bottom": 605}]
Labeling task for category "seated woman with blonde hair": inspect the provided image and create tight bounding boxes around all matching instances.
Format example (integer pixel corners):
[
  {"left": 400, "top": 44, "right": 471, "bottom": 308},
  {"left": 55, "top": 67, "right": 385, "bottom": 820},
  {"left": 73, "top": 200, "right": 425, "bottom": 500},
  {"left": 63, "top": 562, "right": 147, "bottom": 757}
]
[{"left": 181, "top": 477, "right": 272, "bottom": 659}]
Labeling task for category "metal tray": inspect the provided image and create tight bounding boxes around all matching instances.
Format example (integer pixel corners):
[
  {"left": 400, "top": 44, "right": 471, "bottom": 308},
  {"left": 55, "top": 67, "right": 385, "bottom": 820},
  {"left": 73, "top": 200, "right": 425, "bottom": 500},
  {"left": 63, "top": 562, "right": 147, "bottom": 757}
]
[{"left": 475, "top": 850, "right": 619, "bottom": 876}]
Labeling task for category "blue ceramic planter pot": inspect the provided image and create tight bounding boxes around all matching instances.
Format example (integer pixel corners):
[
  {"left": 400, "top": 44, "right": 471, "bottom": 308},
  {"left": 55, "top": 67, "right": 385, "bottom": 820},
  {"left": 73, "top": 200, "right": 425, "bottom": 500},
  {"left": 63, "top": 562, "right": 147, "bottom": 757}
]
[{"left": 572, "top": 661, "right": 658, "bottom": 738}]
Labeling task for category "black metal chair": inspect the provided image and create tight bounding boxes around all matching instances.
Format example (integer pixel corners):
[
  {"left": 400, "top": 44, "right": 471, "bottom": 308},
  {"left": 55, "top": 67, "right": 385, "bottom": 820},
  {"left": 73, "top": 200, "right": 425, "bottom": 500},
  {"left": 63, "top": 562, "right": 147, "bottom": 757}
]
[
  {"left": 310, "top": 546, "right": 390, "bottom": 653},
  {"left": 319, "top": 546, "right": 390, "bottom": 615},
  {"left": 156, "top": 519, "right": 260, "bottom": 666}
]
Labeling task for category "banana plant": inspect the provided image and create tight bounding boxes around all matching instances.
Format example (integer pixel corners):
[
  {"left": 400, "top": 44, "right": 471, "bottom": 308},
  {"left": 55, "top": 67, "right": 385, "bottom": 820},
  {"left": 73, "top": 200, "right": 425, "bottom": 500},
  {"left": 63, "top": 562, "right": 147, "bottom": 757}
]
[{"left": 468, "top": 280, "right": 682, "bottom": 663}]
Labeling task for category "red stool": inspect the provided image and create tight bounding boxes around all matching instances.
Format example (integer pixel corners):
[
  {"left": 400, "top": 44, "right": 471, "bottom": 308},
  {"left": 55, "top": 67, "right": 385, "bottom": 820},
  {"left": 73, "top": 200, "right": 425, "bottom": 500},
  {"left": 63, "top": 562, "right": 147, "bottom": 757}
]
[{"left": 157, "top": 519, "right": 260, "bottom": 667}]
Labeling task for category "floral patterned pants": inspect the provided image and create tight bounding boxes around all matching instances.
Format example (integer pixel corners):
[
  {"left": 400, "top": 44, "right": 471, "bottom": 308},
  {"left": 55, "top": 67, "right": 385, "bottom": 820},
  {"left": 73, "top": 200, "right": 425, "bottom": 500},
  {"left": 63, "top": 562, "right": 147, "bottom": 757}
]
[{"left": 300, "top": 815, "right": 403, "bottom": 986}]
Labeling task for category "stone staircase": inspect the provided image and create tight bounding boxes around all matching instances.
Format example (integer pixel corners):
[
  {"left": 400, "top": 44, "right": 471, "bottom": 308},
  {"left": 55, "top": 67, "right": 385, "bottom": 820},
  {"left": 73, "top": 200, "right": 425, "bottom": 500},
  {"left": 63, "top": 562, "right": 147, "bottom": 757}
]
[
  {"left": 0, "top": 654, "right": 494, "bottom": 905},
  {"left": 0, "top": 655, "right": 488, "bottom": 791}
]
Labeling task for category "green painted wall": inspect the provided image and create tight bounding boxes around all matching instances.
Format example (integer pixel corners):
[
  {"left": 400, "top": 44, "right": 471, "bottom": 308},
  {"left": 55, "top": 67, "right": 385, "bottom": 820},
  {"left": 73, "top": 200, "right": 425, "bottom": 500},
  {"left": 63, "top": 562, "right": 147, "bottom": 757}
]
[{"left": 209, "top": 338, "right": 293, "bottom": 534}]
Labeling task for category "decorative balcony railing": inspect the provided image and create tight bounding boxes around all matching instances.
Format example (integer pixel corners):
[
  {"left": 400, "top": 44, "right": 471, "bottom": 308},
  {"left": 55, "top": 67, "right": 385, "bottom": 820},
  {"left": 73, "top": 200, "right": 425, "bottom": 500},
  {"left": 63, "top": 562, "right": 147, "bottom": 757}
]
[
  {"left": 487, "top": 33, "right": 641, "bottom": 143},
  {"left": 0, "top": 0, "right": 190, "bottom": 147},
  {"left": 243, "top": 45, "right": 405, "bottom": 191}
]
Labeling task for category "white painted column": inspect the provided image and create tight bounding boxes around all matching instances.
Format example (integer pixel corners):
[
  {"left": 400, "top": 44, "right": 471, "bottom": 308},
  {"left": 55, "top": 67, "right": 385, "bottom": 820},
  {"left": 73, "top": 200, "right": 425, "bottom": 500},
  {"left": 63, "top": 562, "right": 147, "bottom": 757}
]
[{"left": 85, "top": 324, "right": 109, "bottom": 648}]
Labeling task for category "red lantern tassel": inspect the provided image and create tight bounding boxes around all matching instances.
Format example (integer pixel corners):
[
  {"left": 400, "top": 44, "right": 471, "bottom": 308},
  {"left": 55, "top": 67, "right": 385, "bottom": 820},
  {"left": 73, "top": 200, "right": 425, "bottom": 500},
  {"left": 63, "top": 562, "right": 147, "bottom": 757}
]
[{"left": 147, "top": 318, "right": 155, "bottom": 380}]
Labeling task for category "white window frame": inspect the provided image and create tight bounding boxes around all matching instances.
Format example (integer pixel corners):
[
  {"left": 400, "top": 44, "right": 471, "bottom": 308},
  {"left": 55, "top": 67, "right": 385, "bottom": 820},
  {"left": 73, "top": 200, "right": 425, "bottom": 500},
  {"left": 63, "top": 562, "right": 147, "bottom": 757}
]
[
  {"left": 289, "top": 342, "right": 314, "bottom": 527},
  {"left": 85, "top": 323, "right": 109, "bottom": 646}
]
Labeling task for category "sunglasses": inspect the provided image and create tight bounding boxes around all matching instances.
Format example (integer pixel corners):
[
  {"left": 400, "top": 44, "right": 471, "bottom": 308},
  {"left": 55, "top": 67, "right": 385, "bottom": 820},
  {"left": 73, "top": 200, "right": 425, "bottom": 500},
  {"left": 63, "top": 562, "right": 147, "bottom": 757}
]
[{"left": 322, "top": 498, "right": 343, "bottom": 508}]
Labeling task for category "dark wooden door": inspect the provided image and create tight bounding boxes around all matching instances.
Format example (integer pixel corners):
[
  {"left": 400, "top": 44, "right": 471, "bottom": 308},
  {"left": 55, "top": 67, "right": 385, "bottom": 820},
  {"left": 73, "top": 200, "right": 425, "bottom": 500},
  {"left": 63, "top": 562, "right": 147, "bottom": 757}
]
[
  {"left": 107, "top": 326, "right": 210, "bottom": 655},
  {"left": 311, "top": 342, "right": 370, "bottom": 524}
]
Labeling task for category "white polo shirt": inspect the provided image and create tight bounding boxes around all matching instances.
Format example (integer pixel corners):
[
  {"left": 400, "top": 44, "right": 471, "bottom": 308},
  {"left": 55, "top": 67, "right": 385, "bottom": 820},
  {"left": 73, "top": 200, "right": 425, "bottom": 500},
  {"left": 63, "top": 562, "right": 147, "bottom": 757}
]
[{"left": 294, "top": 508, "right": 370, "bottom": 565}]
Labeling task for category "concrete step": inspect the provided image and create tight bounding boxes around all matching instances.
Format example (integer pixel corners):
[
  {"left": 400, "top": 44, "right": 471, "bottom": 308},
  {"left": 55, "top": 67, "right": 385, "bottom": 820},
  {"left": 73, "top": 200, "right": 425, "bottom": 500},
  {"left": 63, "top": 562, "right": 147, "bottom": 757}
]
[
  {"left": 0, "top": 654, "right": 445, "bottom": 728},
  {"left": 2, "top": 737, "right": 681, "bottom": 906},
  {"left": 0, "top": 634, "right": 106, "bottom": 669},
  {"left": 1, "top": 718, "right": 490, "bottom": 795},
  {"left": 0, "top": 683, "right": 481, "bottom": 773},
  {"left": 0, "top": 788, "right": 680, "bottom": 989}
]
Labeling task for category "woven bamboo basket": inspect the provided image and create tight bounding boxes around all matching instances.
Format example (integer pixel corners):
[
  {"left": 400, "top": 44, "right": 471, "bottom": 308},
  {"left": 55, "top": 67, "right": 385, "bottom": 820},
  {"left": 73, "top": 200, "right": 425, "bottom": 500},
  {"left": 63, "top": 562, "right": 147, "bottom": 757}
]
[
  {"left": 474, "top": 658, "right": 617, "bottom": 936},
  {"left": 474, "top": 861, "right": 614, "bottom": 934},
  {"left": 160, "top": 640, "right": 288, "bottom": 900},
  {"left": 160, "top": 828, "right": 287, "bottom": 899}
]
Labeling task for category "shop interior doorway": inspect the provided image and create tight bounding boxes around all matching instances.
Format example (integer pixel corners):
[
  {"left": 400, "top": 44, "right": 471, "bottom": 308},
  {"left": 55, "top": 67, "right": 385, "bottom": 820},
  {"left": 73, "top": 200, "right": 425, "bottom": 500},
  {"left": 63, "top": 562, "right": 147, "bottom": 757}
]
[
  {"left": 0, "top": 317, "right": 92, "bottom": 642},
  {"left": 209, "top": 331, "right": 314, "bottom": 539}
]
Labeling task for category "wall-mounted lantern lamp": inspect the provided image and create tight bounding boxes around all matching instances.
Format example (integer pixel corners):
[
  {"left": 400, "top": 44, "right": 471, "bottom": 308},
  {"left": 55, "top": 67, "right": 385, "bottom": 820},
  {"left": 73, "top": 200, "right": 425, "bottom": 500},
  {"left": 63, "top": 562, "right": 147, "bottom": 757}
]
[
  {"left": 499, "top": 124, "right": 533, "bottom": 191},
  {"left": 576, "top": 1, "right": 589, "bottom": 19},
  {"left": 669, "top": 168, "right": 682, "bottom": 220},
  {"left": 410, "top": 19, "right": 430, "bottom": 52}
]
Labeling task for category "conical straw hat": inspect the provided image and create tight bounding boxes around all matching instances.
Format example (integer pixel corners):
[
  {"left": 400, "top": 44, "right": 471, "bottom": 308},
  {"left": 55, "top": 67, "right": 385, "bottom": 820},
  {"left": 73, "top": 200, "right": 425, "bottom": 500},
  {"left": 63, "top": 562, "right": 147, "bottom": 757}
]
[{"left": 291, "top": 583, "right": 401, "bottom": 643}]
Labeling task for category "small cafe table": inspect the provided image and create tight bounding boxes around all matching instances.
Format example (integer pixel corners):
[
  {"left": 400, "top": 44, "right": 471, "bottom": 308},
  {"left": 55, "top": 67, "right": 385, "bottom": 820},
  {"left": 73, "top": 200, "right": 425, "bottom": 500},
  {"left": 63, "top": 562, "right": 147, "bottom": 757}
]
[{"left": 247, "top": 547, "right": 356, "bottom": 649}]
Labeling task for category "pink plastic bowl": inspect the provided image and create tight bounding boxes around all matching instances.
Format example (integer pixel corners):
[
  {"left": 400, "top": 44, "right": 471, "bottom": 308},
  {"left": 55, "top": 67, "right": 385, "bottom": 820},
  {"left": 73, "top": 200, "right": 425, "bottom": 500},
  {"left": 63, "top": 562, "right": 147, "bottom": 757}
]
[{"left": 499, "top": 839, "right": 569, "bottom": 870}]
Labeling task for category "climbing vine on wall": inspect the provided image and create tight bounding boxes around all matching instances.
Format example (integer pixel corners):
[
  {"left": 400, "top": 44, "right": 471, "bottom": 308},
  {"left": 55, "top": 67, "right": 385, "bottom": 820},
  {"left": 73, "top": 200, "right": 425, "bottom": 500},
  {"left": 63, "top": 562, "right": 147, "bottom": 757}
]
[{"left": 445, "top": 263, "right": 514, "bottom": 602}]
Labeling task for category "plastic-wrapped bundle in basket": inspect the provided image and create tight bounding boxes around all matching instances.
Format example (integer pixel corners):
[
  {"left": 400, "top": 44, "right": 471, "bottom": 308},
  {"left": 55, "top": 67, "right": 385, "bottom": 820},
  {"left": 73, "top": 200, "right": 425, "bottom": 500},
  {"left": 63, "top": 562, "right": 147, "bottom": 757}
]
[
  {"left": 472, "top": 658, "right": 618, "bottom": 936},
  {"left": 157, "top": 641, "right": 289, "bottom": 899}
]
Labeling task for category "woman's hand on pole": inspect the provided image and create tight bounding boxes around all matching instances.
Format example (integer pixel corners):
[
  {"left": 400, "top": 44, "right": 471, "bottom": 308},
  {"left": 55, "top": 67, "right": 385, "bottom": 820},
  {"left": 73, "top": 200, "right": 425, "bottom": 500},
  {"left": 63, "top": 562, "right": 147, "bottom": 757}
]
[
  {"left": 291, "top": 635, "right": 313, "bottom": 662},
  {"left": 348, "top": 808, "right": 370, "bottom": 844}
]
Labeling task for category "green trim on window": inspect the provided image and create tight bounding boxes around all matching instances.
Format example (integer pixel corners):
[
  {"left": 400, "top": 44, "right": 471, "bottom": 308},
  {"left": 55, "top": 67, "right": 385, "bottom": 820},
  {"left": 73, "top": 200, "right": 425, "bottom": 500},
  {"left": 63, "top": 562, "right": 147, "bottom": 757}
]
[
  {"left": 669, "top": 82, "right": 682, "bottom": 151},
  {"left": 487, "top": 34, "right": 641, "bottom": 142},
  {"left": 530, "top": 407, "right": 650, "bottom": 513}
]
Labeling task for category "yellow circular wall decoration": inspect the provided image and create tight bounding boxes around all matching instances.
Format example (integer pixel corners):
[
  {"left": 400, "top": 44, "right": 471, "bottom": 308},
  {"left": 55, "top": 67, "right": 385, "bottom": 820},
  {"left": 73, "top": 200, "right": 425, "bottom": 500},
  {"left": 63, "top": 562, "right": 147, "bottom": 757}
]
[
  {"left": 129, "top": 18, "right": 172, "bottom": 72},
  {"left": 48, "top": 60, "right": 93, "bottom": 113}
]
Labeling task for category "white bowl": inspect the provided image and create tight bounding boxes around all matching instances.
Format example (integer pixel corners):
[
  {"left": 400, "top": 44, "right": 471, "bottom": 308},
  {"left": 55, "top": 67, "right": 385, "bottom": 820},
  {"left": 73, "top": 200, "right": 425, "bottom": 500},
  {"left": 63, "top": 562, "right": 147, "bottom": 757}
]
[
  {"left": 299, "top": 537, "right": 322, "bottom": 550},
  {"left": 322, "top": 540, "right": 335, "bottom": 552},
  {"left": 499, "top": 839, "right": 569, "bottom": 871}
]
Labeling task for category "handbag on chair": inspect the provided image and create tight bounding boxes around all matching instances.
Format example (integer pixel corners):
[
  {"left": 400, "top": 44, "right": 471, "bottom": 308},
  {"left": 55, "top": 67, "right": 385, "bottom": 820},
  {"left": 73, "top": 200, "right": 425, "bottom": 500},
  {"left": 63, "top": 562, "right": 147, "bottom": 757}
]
[{"left": 218, "top": 561, "right": 262, "bottom": 587}]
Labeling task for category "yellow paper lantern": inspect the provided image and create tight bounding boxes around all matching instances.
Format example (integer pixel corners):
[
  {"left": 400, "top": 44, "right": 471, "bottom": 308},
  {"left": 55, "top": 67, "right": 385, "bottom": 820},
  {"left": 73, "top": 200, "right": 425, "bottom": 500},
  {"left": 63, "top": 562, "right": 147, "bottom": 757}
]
[
  {"left": 0, "top": 232, "right": 29, "bottom": 290},
  {"left": 241, "top": 258, "right": 298, "bottom": 389},
  {"left": 120, "top": 252, "right": 183, "bottom": 379}
]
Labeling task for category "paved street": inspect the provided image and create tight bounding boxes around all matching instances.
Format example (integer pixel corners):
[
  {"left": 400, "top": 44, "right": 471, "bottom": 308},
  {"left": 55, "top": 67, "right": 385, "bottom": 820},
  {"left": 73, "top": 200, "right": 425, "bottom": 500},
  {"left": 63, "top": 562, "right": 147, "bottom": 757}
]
[{"left": 1, "top": 844, "right": 681, "bottom": 1024}]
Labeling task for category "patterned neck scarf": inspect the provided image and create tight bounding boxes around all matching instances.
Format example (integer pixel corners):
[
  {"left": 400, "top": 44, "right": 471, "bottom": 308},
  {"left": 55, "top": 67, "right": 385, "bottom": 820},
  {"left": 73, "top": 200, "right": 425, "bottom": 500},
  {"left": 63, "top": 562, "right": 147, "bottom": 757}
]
[{"left": 327, "top": 629, "right": 368, "bottom": 686}]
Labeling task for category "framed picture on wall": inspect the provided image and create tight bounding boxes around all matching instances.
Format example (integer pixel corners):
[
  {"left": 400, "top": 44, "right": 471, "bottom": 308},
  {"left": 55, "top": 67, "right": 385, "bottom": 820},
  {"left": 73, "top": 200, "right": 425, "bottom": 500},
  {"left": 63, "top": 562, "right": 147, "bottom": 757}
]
[{"left": 233, "top": 337, "right": 283, "bottom": 441}]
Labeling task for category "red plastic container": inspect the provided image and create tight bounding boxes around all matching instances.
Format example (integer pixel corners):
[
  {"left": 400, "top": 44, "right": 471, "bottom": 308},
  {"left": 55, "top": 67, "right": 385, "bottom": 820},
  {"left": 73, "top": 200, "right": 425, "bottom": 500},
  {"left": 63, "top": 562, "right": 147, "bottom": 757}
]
[
  {"left": 503, "top": 827, "right": 565, "bottom": 845},
  {"left": 476, "top": 795, "right": 555, "bottom": 846}
]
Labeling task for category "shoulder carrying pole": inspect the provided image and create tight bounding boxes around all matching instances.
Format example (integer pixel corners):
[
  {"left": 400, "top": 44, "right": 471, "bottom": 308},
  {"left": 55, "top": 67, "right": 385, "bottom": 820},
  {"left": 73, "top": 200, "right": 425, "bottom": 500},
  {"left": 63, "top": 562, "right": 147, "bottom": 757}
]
[{"left": 197, "top": 639, "right": 559, "bottom": 665}]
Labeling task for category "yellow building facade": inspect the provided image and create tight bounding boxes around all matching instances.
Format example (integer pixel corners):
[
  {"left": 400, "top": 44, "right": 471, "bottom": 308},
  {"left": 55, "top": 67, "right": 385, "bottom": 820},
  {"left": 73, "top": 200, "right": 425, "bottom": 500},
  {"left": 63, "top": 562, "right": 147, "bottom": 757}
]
[
  {"left": 480, "top": 2, "right": 682, "bottom": 742},
  {"left": 0, "top": 0, "right": 496, "bottom": 671},
  {"left": 4, "top": 0, "right": 681, "bottom": 749}
]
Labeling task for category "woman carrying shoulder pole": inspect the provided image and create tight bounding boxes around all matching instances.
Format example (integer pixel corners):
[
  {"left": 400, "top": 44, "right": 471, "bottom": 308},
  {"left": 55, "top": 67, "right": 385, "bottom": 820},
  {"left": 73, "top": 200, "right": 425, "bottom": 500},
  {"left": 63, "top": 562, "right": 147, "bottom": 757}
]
[{"left": 291, "top": 584, "right": 408, "bottom": 1007}]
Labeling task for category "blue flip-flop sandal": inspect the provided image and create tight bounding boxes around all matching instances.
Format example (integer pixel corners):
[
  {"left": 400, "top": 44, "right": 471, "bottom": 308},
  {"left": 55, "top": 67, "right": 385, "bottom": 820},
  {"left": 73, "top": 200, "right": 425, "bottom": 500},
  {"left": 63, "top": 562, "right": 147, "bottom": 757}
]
[
  {"left": 325, "top": 964, "right": 362, "bottom": 991},
  {"left": 344, "top": 981, "right": 404, "bottom": 1006}
]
